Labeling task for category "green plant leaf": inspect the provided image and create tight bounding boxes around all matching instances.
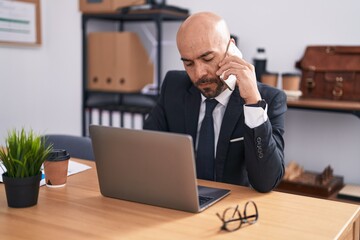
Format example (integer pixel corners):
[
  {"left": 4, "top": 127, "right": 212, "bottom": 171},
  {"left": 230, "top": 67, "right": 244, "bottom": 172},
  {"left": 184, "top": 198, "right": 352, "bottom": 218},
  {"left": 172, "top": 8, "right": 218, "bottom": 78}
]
[{"left": 0, "top": 128, "right": 53, "bottom": 178}]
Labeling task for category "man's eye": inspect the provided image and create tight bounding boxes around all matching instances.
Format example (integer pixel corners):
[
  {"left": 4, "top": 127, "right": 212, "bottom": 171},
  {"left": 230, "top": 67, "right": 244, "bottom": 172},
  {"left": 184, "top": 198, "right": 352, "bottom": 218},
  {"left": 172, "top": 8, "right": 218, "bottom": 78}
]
[
  {"left": 184, "top": 62, "right": 193, "bottom": 67},
  {"left": 204, "top": 57, "right": 214, "bottom": 62}
]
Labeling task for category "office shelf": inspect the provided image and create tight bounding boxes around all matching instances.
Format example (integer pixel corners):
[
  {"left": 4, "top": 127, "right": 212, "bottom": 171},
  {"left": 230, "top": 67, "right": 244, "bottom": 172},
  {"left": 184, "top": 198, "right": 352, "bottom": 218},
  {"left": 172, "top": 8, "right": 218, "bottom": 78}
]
[
  {"left": 81, "top": 8, "right": 188, "bottom": 136},
  {"left": 283, "top": 98, "right": 360, "bottom": 202},
  {"left": 287, "top": 98, "right": 360, "bottom": 118}
]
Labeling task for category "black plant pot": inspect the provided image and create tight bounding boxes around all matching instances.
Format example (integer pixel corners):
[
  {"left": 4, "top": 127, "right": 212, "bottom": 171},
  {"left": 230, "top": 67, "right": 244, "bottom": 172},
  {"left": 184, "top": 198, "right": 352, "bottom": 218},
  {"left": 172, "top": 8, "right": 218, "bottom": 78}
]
[{"left": 2, "top": 172, "right": 42, "bottom": 208}]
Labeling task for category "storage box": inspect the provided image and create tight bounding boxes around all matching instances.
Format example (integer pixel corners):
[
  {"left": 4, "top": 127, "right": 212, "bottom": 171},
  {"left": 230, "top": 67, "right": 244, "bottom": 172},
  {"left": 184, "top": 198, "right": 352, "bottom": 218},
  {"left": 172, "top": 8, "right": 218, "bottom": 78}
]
[
  {"left": 88, "top": 32, "right": 153, "bottom": 93},
  {"left": 79, "top": 0, "right": 146, "bottom": 13}
]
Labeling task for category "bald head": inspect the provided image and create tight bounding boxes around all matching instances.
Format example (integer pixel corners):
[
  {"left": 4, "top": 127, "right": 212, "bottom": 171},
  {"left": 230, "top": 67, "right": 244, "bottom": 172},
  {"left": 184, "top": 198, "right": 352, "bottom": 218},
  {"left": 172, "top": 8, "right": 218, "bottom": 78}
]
[
  {"left": 176, "top": 12, "right": 231, "bottom": 98},
  {"left": 176, "top": 12, "right": 230, "bottom": 56}
]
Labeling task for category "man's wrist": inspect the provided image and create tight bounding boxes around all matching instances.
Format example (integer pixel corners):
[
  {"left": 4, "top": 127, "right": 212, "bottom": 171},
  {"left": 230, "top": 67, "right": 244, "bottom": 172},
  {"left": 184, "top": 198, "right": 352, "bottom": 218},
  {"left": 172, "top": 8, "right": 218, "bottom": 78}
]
[
  {"left": 244, "top": 93, "right": 262, "bottom": 105},
  {"left": 244, "top": 100, "right": 268, "bottom": 128},
  {"left": 245, "top": 99, "right": 267, "bottom": 109},
  {"left": 245, "top": 98, "right": 260, "bottom": 105}
]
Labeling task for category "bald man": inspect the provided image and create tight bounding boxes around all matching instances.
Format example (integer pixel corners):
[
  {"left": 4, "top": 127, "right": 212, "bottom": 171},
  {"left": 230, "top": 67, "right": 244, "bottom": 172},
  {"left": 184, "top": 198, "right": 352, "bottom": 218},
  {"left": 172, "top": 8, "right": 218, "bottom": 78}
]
[{"left": 144, "top": 12, "right": 287, "bottom": 193}]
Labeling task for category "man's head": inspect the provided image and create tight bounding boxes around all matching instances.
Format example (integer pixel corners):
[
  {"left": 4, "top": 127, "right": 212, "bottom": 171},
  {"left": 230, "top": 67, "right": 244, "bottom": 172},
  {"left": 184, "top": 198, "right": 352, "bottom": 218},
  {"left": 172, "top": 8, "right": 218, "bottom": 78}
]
[{"left": 176, "top": 12, "right": 231, "bottom": 98}]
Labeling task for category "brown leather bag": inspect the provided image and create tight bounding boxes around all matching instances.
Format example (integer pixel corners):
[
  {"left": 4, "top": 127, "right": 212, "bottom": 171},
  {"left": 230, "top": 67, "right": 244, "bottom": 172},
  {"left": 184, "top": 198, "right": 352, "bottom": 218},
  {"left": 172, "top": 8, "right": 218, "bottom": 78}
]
[{"left": 296, "top": 46, "right": 360, "bottom": 101}]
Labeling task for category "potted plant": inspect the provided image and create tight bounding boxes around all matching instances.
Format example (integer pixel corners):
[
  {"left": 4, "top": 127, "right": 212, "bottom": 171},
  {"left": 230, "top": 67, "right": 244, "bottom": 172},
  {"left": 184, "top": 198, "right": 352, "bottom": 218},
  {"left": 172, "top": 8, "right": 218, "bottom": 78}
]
[{"left": 0, "top": 128, "right": 53, "bottom": 208}]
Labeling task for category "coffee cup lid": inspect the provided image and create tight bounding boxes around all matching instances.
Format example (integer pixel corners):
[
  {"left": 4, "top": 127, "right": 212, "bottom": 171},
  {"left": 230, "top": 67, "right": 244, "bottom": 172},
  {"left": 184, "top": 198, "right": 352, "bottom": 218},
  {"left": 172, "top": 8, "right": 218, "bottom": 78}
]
[
  {"left": 263, "top": 71, "right": 279, "bottom": 76},
  {"left": 282, "top": 72, "right": 301, "bottom": 77},
  {"left": 48, "top": 149, "right": 70, "bottom": 161}
]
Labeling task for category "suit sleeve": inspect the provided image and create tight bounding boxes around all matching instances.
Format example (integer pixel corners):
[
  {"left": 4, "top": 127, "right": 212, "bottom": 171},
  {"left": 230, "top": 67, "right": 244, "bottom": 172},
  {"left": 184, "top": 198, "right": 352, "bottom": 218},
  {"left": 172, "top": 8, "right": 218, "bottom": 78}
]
[
  {"left": 244, "top": 90, "right": 287, "bottom": 192},
  {"left": 143, "top": 74, "right": 169, "bottom": 131}
]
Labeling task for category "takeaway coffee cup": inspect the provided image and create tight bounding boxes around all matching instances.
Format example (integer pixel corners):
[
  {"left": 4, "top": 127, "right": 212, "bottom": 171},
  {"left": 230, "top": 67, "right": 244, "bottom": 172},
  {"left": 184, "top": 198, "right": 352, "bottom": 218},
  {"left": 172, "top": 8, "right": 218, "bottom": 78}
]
[
  {"left": 282, "top": 73, "right": 301, "bottom": 91},
  {"left": 261, "top": 72, "right": 279, "bottom": 87},
  {"left": 44, "top": 149, "right": 70, "bottom": 188}
]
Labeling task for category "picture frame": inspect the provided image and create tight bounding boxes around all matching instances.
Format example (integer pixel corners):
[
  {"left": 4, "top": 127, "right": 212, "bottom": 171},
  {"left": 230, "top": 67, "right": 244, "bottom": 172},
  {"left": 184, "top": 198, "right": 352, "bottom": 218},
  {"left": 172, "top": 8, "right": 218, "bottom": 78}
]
[{"left": 0, "top": 0, "right": 41, "bottom": 46}]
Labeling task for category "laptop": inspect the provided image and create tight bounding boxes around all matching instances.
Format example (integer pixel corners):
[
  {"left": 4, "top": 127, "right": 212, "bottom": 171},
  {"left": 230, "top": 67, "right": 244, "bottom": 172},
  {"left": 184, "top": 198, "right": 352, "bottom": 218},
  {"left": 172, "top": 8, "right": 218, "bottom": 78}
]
[{"left": 89, "top": 125, "right": 230, "bottom": 213}]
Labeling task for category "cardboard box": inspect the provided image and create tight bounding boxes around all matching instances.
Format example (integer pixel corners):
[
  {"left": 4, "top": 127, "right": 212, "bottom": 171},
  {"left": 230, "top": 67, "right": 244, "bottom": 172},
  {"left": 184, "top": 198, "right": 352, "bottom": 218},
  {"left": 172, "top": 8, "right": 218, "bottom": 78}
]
[
  {"left": 88, "top": 32, "right": 153, "bottom": 93},
  {"left": 79, "top": 0, "right": 146, "bottom": 13}
]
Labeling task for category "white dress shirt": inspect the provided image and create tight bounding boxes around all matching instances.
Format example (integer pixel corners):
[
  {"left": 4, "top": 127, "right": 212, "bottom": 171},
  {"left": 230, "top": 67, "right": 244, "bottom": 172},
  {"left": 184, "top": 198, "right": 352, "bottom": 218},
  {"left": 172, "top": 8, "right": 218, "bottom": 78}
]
[{"left": 196, "top": 80, "right": 268, "bottom": 157}]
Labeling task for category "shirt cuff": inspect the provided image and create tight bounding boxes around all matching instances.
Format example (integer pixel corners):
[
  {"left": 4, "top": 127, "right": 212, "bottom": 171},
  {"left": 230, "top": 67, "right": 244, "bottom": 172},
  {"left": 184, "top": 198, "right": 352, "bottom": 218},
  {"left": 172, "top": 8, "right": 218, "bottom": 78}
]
[{"left": 244, "top": 104, "right": 268, "bottom": 128}]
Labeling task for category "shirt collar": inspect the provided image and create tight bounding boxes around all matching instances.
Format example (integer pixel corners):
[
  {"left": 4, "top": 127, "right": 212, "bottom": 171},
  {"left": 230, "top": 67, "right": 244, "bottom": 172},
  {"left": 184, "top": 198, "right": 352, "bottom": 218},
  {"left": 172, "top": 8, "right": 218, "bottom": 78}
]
[{"left": 201, "top": 84, "right": 234, "bottom": 107}]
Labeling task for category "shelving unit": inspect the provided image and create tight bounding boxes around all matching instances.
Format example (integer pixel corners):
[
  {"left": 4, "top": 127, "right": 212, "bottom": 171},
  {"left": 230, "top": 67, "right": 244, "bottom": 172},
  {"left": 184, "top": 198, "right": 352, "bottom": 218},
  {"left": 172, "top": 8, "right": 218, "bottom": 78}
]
[
  {"left": 287, "top": 98, "right": 360, "bottom": 118},
  {"left": 284, "top": 97, "right": 360, "bottom": 204},
  {"left": 81, "top": 9, "right": 188, "bottom": 136}
]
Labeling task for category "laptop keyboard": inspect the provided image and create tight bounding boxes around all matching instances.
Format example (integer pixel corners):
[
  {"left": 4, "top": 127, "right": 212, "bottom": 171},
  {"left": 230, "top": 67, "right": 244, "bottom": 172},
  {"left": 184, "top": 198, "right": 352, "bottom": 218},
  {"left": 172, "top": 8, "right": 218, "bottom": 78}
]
[{"left": 199, "top": 195, "right": 214, "bottom": 205}]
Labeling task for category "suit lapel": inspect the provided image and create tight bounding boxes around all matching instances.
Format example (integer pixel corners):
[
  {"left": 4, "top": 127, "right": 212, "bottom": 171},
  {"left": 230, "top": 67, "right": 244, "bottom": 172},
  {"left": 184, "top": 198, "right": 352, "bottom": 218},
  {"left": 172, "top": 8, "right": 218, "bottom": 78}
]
[
  {"left": 215, "top": 87, "right": 245, "bottom": 180},
  {"left": 185, "top": 85, "right": 201, "bottom": 149}
]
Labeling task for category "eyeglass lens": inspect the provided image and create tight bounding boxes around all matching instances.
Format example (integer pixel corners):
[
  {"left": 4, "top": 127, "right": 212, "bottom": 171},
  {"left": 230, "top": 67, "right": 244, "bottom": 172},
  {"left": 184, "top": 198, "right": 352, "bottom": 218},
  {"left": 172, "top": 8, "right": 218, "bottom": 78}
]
[
  {"left": 243, "top": 201, "right": 258, "bottom": 224},
  {"left": 223, "top": 206, "right": 242, "bottom": 231},
  {"left": 220, "top": 201, "right": 258, "bottom": 231}
]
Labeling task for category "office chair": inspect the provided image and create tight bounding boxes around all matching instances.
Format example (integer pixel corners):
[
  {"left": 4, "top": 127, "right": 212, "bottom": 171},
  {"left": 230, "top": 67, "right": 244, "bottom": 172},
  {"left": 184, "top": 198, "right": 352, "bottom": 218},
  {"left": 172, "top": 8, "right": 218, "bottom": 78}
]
[{"left": 43, "top": 134, "right": 95, "bottom": 161}]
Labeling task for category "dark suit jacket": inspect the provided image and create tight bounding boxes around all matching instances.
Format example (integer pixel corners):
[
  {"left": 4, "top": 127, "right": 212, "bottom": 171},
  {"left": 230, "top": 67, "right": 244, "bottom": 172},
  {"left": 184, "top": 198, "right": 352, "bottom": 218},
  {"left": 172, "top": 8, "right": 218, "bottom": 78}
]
[{"left": 144, "top": 70, "right": 287, "bottom": 192}]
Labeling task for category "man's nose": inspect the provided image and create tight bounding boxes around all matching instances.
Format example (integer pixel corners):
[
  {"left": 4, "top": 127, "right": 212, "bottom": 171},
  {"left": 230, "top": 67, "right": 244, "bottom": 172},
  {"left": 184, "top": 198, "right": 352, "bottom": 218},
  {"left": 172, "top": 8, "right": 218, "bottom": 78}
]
[{"left": 194, "top": 63, "right": 208, "bottom": 80}]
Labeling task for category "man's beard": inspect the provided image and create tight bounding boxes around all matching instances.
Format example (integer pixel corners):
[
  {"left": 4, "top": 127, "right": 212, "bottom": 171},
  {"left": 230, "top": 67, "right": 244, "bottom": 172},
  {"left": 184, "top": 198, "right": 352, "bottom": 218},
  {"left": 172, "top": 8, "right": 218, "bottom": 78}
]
[{"left": 195, "top": 77, "right": 225, "bottom": 98}]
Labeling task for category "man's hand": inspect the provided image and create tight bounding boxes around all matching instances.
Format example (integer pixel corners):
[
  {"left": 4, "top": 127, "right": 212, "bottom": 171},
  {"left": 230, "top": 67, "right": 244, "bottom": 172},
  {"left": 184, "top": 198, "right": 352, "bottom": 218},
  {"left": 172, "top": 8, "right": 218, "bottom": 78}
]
[{"left": 217, "top": 42, "right": 261, "bottom": 104}]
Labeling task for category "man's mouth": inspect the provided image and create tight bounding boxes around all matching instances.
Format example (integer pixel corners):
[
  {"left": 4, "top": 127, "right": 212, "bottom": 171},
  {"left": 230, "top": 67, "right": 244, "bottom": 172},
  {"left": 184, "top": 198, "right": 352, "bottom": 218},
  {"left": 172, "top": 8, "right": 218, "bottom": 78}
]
[{"left": 195, "top": 78, "right": 217, "bottom": 87}]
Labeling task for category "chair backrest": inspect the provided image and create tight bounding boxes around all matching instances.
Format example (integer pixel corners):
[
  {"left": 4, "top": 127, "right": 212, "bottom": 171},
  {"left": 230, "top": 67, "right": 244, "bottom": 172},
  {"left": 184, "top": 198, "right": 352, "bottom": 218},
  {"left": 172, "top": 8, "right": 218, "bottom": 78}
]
[{"left": 43, "top": 134, "right": 95, "bottom": 161}]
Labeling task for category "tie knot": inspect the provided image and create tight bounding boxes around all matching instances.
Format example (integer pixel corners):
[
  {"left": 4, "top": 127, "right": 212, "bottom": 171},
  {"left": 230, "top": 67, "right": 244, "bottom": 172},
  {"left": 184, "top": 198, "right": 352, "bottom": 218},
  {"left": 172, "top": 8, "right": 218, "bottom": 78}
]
[{"left": 205, "top": 99, "right": 218, "bottom": 115}]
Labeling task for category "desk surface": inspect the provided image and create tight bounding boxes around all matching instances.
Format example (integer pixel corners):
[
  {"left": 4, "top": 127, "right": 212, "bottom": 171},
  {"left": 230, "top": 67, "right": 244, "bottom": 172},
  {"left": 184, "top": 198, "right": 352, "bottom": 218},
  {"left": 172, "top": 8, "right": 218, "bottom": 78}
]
[{"left": 0, "top": 159, "right": 359, "bottom": 240}]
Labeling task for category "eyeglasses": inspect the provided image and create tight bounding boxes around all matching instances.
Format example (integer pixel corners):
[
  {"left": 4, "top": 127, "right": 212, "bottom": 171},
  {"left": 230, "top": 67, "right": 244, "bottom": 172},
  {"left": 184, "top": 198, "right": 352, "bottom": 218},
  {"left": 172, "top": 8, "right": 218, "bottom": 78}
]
[{"left": 216, "top": 201, "right": 259, "bottom": 232}]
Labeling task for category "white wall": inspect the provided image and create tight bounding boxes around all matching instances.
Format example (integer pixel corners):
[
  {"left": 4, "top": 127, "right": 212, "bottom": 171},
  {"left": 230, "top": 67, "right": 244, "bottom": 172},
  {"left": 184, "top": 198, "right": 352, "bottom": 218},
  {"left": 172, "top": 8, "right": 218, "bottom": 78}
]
[
  {"left": 1, "top": 0, "right": 359, "bottom": 184},
  {"left": 0, "top": 0, "right": 82, "bottom": 138}
]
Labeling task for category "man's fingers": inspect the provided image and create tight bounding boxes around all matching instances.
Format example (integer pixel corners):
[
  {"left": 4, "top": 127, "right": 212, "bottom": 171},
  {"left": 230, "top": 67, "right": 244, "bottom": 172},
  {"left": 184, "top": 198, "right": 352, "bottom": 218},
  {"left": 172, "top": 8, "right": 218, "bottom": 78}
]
[{"left": 216, "top": 61, "right": 249, "bottom": 78}]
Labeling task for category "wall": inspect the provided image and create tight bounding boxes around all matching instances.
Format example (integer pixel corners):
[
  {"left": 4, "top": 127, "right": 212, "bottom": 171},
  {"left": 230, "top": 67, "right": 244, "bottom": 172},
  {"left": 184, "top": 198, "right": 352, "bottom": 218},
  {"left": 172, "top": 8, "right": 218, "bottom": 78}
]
[
  {"left": 0, "top": 0, "right": 81, "bottom": 139},
  {"left": 0, "top": 0, "right": 359, "bottom": 184}
]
